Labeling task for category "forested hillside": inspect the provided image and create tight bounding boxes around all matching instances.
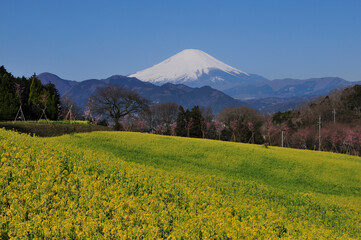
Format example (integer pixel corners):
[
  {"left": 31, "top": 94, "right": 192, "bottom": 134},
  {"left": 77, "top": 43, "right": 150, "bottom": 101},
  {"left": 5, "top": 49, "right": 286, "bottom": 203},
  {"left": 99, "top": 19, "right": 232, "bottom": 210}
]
[{"left": 268, "top": 85, "right": 361, "bottom": 154}]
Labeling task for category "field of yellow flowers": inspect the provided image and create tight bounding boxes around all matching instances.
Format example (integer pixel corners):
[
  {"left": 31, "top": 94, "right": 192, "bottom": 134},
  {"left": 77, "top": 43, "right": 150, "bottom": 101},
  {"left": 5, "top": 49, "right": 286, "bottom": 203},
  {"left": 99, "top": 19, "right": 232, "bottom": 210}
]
[{"left": 1, "top": 129, "right": 361, "bottom": 239}]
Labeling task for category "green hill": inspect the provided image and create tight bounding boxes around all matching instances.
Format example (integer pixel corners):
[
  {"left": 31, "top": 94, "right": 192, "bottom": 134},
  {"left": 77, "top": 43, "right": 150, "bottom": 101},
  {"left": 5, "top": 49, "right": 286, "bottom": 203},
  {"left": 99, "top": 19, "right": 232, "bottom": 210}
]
[{"left": 1, "top": 129, "right": 360, "bottom": 239}]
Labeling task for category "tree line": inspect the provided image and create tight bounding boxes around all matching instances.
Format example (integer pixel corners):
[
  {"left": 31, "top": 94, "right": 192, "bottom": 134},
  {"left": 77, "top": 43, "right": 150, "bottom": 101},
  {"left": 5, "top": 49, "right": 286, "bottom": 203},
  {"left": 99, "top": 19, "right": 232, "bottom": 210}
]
[
  {"left": 2, "top": 66, "right": 360, "bottom": 156},
  {"left": 87, "top": 85, "right": 266, "bottom": 143},
  {"left": 0, "top": 66, "right": 60, "bottom": 121},
  {"left": 88, "top": 84, "right": 361, "bottom": 156}
]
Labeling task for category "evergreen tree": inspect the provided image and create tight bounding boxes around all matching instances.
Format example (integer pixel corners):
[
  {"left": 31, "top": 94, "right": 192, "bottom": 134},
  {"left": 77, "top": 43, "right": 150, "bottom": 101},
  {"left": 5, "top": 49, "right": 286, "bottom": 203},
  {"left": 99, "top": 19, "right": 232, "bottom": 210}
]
[
  {"left": 0, "top": 65, "right": 7, "bottom": 76},
  {"left": 175, "top": 105, "right": 205, "bottom": 138},
  {"left": 343, "top": 85, "right": 361, "bottom": 114},
  {"left": 0, "top": 67, "right": 61, "bottom": 121},
  {"left": 28, "top": 75, "right": 43, "bottom": 106},
  {"left": 28, "top": 75, "right": 44, "bottom": 118},
  {"left": 0, "top": 73, "right": 18, "bottom": 120},
  {"left": 17, "top": 76, "right": 32, "bottom": 119},
  {"left": 189, "top": 106, "right": 204, "bottom": 138},
  {"left": 44, "top": 83, "right": 60, "bottom": 120},
  {"left": 175, "top": 105, "right": 187, "bottom": 136}
]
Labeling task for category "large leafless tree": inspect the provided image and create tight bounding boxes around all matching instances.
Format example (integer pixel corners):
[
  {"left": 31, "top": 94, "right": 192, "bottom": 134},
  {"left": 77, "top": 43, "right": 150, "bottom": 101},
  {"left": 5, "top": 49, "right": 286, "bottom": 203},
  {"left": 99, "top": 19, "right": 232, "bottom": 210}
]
[
  {"left": 140, "top": 102, "right": 178, "bottom": 132},
  {"left": 88, "top": 85, "right": 149, "bottom": 130}
]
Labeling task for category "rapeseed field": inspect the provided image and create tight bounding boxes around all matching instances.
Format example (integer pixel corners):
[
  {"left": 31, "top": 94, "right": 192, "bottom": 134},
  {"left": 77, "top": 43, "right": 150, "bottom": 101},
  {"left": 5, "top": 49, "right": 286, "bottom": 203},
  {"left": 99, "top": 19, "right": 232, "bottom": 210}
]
[{"left": 0, "top": 129, "right": 360, "bottom": 239}]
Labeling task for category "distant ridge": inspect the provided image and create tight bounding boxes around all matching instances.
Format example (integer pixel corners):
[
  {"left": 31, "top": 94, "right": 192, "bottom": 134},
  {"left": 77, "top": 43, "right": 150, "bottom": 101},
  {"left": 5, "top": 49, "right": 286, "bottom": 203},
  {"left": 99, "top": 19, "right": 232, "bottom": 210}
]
[
  {"left": 37, "top": 73, "right": 246, "bottom": 113},
  {"left": 37, "top": 72, "right": 78, "bottom": 96},
  {"left": 129, "top": 49, "right": 355, "bottom": 100},
  {"left": 38, "top": 71, "right": 359, "bottom": 113},
  {"left": 37, "top": 49, "right": 359, "bottom": 113}
]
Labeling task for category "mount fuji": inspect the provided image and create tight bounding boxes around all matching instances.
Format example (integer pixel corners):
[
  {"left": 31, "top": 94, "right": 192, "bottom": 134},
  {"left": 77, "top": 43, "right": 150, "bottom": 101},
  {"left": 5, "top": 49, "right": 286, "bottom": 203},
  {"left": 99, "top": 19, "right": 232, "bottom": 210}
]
[
  {"left": 130, "top": 49, "right": 354, "bottom": 104},
  {"left": 129, "top": 49, "right": 269, "bottom": 93}
]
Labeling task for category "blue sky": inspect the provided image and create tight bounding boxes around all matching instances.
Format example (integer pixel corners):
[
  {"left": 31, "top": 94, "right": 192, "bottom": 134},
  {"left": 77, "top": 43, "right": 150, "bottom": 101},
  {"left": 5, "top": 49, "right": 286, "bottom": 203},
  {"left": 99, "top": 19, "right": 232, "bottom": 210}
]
[{"left": 1, "top": 0, "right": 361, "bottom": 81}]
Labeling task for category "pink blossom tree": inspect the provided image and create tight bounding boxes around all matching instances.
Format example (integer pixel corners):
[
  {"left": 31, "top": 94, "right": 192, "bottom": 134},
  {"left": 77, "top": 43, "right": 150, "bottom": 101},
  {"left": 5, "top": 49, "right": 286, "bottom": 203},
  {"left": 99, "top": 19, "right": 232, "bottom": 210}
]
[
  {"left": 230, "top": 120, "right": 238, "bottom": 142},
  {"left": 214, "top": 120, "right": 224, "bottom": 140},
  {"left": 247, "top": 121, "right": 255, "bottom": 143},
  {"left": 171, "top": 122, "right": 177, "bottom": 136}
]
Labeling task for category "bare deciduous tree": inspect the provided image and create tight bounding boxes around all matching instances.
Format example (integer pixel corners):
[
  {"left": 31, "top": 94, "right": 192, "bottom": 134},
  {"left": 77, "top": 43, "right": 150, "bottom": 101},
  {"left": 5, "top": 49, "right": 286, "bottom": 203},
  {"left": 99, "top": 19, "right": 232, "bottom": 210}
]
[
  {"left": 88, "top": 85, "right": 149, "bottom": 130},
  {"left": 155, "top": 102, "right": 178, "bottom": 127},
  {"left": 139, "top": 102, "right": 178, "bottom": 133},
  {"left": 38, "top": 93, "right": 49, "bottom": 124},
  {"left": 60, "top": 95, "right": 81, "bottom": 120}
]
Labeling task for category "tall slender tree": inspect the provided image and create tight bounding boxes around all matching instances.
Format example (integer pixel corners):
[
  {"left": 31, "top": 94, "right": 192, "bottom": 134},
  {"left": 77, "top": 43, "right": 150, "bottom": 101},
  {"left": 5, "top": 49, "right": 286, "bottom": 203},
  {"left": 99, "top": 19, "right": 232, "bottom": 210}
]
[
  {"left": 175, "top": 106, "right": 187, "bottom": 137},
  {"left": 0, "top": 73, "right": 18, "bottom": 120},
  {"left": 28, "top": 75, "right": 43, "bottom": 106},
  {"left": 189, "top": 106, "right": 204, "bottom": 138},
  {"left": 44, "top": 83, "right": 60, "bottom": 120}
]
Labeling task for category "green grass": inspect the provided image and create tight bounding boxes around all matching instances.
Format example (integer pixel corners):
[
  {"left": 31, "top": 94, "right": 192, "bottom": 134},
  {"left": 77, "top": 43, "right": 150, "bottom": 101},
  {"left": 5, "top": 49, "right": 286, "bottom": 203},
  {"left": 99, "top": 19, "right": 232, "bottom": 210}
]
[
  {"left": 61, "top": 132, "right": 361, "bottom": 196},
  {"left": 56, "top": 132, "right": 361, "bottom": 237},
  {"left": 1, "top": 129, "right": 361, "bottom": 238},
  {"left": 0, "top": 121, "right": 110, "bottom": 137},
  {"left": 26, "top": 120, "right": 91, "bottom": 125}
]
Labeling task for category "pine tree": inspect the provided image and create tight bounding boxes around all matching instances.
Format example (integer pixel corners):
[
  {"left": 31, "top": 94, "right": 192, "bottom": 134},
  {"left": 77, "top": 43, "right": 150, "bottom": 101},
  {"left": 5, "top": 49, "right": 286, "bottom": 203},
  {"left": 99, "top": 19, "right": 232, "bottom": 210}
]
[
  {"left": 0, "top": 73, "right": 18, "bottom": 120},
  {"left": 28, "top": 75, "right": 43, "bottom": 106},
  {"left": 189, "top": 106, "right": 204, "bottom": 138},
  {"left": 28, "top": 75, "right": 44, "bottom": 118},
  {"left": 0, "top": 65, "right": 7, "bottom": 76},
  {"left": 0, "top": 67, "right": 61, "bottom": 121},
  {"left": 44, "top": 83, "right": 60, "bottom": 120},
  {"left": 175, "top": 106, "right": 187, "bottom": 136},
  {"left": 17, "top": 76, "right": 32, "bottom": 119}
]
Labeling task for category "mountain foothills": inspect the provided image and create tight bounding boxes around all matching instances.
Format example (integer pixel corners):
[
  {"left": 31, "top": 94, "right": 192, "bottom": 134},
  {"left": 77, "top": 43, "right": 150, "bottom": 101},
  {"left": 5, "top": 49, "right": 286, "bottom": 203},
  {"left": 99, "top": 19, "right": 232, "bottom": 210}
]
[
  {"left": 38, "top": 73, "right": 245, "bottom": 113},
  {"left": 38, "top": 49, "right": 359, "bottom": 113}
]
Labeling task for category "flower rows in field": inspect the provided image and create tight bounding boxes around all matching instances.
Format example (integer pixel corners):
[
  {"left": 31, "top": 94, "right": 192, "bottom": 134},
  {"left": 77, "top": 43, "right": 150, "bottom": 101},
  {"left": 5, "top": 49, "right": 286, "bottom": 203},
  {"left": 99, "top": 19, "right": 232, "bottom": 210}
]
[
  {"left": 22, "top": 120, "right": 91, "bottom": 125},
  {"left": 0, "top": 129, "right": 358, "bottom": 239}
]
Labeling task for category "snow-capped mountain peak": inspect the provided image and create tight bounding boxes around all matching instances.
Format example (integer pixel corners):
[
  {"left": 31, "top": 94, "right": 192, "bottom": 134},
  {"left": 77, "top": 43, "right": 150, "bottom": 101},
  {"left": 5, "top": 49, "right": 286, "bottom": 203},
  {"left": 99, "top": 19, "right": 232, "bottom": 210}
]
[{"left": 129, "top": 49, "right": 248, "bottom": 83}]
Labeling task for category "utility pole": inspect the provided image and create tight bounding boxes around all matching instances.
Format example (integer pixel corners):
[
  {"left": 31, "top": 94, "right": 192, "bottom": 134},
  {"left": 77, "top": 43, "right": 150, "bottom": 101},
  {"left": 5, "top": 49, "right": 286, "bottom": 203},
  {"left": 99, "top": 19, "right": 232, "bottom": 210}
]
[
  {"left": 332, "top": 108, "right": 336, "bottom": 124},
  {"left": 318, "top": 115, "right": 322, "bottom": 151},
  {"left": 281, "top": 130, "right": 284, "bottom": 147}
]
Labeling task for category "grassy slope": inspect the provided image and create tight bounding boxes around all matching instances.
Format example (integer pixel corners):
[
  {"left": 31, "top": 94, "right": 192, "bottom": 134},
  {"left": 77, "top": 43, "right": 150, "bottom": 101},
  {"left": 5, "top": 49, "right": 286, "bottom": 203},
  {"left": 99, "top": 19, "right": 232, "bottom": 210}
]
[
  {"left": 62, "top": 132, "right": 360, "bottom": 195},
  {"left": 0, "top": 121, "right": 111, "bottom": 137},
  {"left": 57, "top": 132, "right": 361, "bottom": 237},
  {"left": 1, "top": 129, "right": 361, "bottom": 238}
]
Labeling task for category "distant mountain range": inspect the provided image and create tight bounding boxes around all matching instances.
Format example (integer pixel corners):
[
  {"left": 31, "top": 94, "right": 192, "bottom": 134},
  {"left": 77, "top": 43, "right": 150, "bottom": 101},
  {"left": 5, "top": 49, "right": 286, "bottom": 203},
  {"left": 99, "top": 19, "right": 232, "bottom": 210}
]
[
  {"left": 38, "top": 73, "right": 245, "bottom": 113},
  {"left": 38, "top": 49, "right": 360, "bottom": 113},
  {"left": 130, "top": 49, "right": 358, "bottom": 100}
]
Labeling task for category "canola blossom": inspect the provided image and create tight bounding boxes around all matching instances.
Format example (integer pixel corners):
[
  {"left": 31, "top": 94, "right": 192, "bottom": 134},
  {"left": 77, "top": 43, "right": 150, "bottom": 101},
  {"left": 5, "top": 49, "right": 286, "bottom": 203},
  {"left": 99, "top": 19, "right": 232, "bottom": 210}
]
[
  {"left": 0, "top": 129, "right": 360, "bottom": 239},
  {"left": 22, "top": 120, "right": 91, "bottom": 125}
]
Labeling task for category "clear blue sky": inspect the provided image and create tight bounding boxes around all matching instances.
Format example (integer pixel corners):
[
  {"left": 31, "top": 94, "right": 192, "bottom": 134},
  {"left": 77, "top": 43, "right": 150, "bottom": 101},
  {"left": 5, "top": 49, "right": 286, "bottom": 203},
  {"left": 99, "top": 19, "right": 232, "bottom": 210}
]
[{"left": 1, "top": 0, "right": 361, "bottom": 81}]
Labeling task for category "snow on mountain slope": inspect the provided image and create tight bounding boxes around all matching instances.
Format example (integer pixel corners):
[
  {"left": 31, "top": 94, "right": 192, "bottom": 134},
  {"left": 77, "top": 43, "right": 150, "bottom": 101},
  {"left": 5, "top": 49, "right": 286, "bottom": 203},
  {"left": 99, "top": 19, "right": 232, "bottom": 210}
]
[{"left": 129, "top": 49, "right": 249, "bottom": 83}]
